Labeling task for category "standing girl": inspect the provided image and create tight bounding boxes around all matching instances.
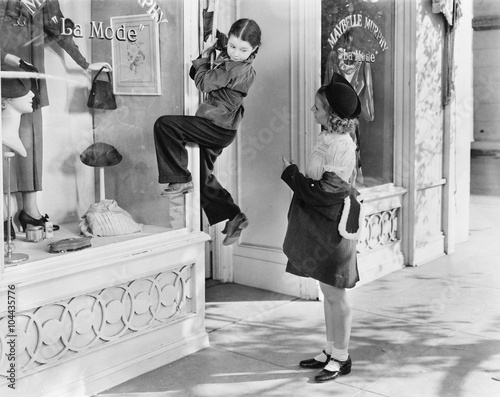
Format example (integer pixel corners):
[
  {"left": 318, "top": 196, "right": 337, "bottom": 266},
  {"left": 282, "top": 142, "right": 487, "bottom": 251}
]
[
  {"left": 281, "top": 73, "right": 363, "bottom": 382},
  {"left": 154, "top": 18, "right": 261, "bottom": 246}
]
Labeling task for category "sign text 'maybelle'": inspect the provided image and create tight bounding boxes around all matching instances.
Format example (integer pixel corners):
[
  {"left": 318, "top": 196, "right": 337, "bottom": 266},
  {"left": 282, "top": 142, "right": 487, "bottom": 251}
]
[{"left": 329, "top": 13, "right": 389, "bottom": 52}]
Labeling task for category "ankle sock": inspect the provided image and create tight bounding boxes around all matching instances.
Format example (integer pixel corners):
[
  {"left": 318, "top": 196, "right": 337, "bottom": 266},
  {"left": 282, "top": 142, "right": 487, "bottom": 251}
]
[
  {"left": 313, "top": 351, "right": 329, "bottom": 363},
  {"left": 314, "top": 341, "right": 334, "bottom": 362},
  {"left": 331, "top": 347, "right": 349, "bottom": 362},
  {"left": 324, "top": 347, "right": 349, "bottom": 372}
]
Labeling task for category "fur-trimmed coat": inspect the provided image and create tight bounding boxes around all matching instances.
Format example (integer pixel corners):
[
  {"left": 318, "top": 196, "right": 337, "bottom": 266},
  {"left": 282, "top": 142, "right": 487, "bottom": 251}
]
[{"left": 281, "top": 164, "right": 360, "bottom": 289}]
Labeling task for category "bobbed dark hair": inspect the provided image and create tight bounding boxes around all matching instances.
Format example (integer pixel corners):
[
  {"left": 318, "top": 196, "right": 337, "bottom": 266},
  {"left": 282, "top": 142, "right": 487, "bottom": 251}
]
[{"left": 228, "top": 19, "right": 262, "bottom": 56}]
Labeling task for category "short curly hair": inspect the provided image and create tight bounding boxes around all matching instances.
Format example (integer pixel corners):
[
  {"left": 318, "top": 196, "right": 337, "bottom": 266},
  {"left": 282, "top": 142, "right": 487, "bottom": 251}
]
[{"left": 317, "top": 86, "right": 358, "bottom": 136}]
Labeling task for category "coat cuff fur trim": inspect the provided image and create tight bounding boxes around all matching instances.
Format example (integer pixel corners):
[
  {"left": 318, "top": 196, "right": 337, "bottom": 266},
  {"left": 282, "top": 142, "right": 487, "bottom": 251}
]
[{"left": 338, "top": 193, "right": 364, "bottom": 240}]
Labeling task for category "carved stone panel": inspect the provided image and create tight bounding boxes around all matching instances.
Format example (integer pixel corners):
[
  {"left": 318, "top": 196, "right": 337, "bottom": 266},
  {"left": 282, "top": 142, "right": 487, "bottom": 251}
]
[{"left": 0, "top": 264, "right": 194, "bottom": 377}]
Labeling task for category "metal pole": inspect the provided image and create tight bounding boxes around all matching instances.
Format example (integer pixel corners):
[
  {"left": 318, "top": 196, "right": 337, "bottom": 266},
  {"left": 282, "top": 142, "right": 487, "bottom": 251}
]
[{"left": 4, "top": 151, "right": 29, "bottom": 265}]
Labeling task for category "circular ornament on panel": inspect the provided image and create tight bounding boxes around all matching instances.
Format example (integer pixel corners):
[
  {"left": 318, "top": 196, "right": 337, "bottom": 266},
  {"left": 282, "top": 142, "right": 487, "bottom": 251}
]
[
  {"left": 160, "top": 284, "right": 177, "bottom": 306},
  {"left": 105, "top": 300, "right": 125, "bottom": 324},
  {"left": 74, "top": 309, "right": 96, "bottom": 335},
  {"left": 41, "top": 319, "right": 64, "bottom": 346},
  {"left": 134, "top": 292, "right": 153, "bottom": 315}
]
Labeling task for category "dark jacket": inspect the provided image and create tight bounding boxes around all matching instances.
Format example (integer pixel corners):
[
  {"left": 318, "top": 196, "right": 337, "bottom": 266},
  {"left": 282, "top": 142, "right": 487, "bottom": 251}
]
[
  {"left": 191, "top": 53, "right": 256, "bottom": 130},
  {"left": 281, "top": 164, "right": 360, "bottom": 288}
]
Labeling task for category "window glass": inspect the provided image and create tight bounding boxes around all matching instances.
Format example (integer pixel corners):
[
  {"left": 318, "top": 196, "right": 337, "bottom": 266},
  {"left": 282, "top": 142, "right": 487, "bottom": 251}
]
[
  {"left": 1, "top": 0, "right": 186, "bottom": 267},
  {"left": 321, "top": 0, "right": 395, "bottom": 187}
]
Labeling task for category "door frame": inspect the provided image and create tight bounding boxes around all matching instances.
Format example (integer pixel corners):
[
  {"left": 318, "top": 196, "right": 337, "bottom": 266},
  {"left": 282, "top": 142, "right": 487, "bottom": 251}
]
[{"left": 211, "top": 0, "right": 322, "bottom": 299}]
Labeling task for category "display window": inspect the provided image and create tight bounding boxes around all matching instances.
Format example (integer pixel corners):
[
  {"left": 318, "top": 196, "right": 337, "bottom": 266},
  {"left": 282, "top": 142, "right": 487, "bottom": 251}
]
[
  {"left": 1, "top": 0, "right": 191, "bottom": 268},
  {"left": 321, "top": 0, "right": 395, "bottom": 188}
]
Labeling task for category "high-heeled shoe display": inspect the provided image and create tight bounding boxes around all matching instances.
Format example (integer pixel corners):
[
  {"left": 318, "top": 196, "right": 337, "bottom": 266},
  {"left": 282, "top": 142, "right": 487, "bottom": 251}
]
[
  {"left": 18, "top": 210, "right": 60, "bottom": 232},
  {"left": 4, "top": 220, "right": 16, "bottom": 241}
]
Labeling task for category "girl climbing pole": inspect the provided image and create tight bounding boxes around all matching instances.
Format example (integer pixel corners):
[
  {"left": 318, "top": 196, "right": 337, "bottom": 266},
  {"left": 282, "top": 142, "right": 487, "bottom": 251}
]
[{"left": 153, "top": 15, "right": 262, "bottom": 246}]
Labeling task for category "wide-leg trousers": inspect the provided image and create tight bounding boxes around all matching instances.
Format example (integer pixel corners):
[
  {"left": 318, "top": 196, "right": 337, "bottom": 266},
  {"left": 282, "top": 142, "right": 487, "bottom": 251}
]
[{"left": 153, "top": 115, "right": 241, "bottom": 225}]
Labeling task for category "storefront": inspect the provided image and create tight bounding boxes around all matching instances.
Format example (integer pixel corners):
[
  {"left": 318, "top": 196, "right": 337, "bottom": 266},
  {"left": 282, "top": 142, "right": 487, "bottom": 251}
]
[
  {"left": 1, "top": 1, "right": 209, "bottom": 395},
  {"left": 211, "top": 0, "right": 472, "bottom": 297},
  {"left": 0, "top": 0, "right": 472, "bottom": 395}
]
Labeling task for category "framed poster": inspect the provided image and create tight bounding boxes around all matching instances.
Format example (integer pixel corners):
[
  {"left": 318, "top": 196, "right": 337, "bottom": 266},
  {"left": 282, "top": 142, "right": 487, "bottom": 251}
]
[{"left": 110, "top": 14, "right": 161, "bottom": 95}]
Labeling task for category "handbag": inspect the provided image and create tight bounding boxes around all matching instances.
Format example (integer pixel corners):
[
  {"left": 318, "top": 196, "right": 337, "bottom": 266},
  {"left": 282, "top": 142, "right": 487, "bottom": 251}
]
[{"left": 87, "top": 67, "right": 117, "bottom": 110}]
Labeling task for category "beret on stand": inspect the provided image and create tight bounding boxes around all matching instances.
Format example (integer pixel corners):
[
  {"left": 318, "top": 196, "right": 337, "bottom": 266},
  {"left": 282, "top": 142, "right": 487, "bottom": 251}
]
[
  {"left": 80, "top": 142, "right": 122, "bottom": 202},
  {"left": 80, "top": 142, "right": 122, "bottom": 167}
]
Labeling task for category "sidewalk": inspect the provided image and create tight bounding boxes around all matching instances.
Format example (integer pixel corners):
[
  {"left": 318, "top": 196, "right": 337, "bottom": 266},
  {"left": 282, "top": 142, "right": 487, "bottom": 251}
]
[{"left": 98, "top": 193, "right": 500, "bottom": 397}]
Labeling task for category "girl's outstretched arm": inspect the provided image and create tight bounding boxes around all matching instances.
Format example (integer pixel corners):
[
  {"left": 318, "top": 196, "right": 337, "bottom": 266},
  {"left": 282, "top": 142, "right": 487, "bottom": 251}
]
[{"left": 281, "top": 164, "right": 348, "bottom": 209}]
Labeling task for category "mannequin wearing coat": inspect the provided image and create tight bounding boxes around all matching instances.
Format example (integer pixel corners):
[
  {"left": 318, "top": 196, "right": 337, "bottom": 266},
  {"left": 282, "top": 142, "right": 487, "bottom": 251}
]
[
  {"left": 2, "top": 67, "right": 34, "bottom": 238},
  {"left": 1, "top": 0, "right": 110, "bottom": 231}
]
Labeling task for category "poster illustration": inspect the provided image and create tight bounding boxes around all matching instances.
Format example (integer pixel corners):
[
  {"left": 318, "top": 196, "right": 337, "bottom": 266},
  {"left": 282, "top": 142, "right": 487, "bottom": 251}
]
[{"left": 110, "top": 14, "right": 161, "bottom": 95}]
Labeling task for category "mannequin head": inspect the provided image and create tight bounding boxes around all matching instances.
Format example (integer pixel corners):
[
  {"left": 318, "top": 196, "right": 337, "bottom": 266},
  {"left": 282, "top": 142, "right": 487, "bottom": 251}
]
[
  {"left": 1, "top": 91, "right": 35, "bottom": 114},
  {"left": 1, "top": 66, "right": 34, "bottom": 115},
  {"left": 1, "top": 66, "right": 34, "bottom": 157}
]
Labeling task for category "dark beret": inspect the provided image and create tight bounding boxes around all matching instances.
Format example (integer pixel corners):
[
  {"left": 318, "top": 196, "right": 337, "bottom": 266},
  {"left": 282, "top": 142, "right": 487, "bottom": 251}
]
[{"left": 325, "top": 72, "right": 361, "bottom": 119}]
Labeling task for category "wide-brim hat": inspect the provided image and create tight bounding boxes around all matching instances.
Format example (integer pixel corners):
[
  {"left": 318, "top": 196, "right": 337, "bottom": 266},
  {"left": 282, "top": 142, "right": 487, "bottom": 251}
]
[
  {"left": 325, "top": 73, "right": 361, "bottom": 119},
  {"left": 1, "top": 65, "right": 31, "bottom": 98}
]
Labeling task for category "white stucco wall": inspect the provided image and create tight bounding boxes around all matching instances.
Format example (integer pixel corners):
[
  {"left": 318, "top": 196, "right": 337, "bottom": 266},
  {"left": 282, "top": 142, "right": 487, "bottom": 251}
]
[
  {"left": 454, "top": 0, "right": 474, "bottom": 243},
  {"left": 472, "top": 0, "right": 500, "bottom": 150}
]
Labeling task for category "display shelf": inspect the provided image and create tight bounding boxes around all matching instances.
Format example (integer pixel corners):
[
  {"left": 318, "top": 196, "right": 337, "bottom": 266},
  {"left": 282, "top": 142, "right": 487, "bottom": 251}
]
[{"left": 4, "top": 222, "right": 174, "bottom": 266}]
